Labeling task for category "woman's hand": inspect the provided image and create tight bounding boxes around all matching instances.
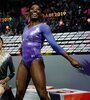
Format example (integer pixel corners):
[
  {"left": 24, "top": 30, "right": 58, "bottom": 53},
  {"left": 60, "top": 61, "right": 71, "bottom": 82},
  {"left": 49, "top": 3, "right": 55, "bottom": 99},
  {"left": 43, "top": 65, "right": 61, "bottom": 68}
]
[
  {"left": 70, "top": 59, "right": 83, "bottom": 70},
  {"left": 63, "top": 52, "right": 83, "bottom": 70},
  {"left": 0, "top": 79, "right": 6, "bottom": 84},
  {"left": 0, "top": 80, "right": 7, "bottom": 89}
]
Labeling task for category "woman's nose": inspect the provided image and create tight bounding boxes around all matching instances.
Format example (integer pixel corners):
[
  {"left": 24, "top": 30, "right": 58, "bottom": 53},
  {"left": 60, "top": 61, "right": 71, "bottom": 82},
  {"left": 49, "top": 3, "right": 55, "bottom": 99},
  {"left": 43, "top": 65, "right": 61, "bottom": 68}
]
[{"left": 33, "top": 8, "right": 37, "bottom": 12}]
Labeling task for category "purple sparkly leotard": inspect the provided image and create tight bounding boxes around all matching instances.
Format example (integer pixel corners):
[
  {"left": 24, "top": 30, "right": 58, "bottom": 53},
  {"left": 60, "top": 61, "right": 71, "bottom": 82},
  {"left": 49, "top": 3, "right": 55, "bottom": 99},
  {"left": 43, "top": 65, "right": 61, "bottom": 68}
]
[{"left": 22, "top": 23, "right": 65, "bottom": 68}]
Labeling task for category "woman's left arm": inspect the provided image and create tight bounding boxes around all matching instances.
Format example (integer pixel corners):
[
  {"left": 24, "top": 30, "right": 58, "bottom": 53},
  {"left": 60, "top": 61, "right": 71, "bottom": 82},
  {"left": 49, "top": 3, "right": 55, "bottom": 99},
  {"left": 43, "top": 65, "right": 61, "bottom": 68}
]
[
  {"left": 41, "top": 24, "right": 82, "bottom": 69},
  {"left": 5, "top": 55, "right": 15, "bottom": 82}
]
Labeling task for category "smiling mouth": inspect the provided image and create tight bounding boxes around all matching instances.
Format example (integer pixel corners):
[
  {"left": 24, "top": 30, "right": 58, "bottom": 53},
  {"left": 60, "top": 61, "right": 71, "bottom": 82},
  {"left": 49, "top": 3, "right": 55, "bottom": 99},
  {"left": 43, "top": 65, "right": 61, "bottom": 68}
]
[{"left": 32, "top": 13, "right": 38, "bottom": 17}]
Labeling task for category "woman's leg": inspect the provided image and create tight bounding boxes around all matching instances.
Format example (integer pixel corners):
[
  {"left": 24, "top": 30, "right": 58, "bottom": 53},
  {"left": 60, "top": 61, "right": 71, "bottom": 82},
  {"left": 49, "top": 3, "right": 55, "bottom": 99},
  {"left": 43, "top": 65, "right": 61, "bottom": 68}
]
[
  {"left": 0, "top": 84, "right": 5, "bottom": 96},
  {"left": 15, "top": 60, "right": 31, "bottom": 100},
  {"left": 30, "top": 59, "right": 51, "bottom": 100}
]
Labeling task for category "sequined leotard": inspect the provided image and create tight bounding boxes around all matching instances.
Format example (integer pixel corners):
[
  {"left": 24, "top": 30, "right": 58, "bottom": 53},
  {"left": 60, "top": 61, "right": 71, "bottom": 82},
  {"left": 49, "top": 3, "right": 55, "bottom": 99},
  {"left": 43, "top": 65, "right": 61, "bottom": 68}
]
[{"left": 22, "top": 23, "right": 65, "bottom": 68}]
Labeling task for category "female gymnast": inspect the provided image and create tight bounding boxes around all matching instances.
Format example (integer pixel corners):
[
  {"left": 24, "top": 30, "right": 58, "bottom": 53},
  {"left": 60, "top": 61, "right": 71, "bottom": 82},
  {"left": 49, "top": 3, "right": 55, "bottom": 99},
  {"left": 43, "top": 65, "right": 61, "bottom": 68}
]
[
  {"left": 0, "top": 37, "right": 15, "bottom": 97},
  {"left": 15, "top": 3, "right": 82, "bottom": 100}
]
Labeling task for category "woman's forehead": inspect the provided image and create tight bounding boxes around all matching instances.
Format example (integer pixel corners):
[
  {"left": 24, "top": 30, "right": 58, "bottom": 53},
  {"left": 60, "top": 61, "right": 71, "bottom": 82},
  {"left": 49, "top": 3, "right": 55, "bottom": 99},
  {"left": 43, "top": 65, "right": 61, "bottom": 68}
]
[{"left": 31, "top": 4, "right": 40, "bottom": 8}]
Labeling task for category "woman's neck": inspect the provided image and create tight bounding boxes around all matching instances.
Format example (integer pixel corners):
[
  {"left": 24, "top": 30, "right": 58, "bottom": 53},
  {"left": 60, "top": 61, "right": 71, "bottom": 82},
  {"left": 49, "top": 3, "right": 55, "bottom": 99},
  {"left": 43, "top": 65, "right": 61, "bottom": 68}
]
[{"left": 28, "top": 19, "right": 40, "bottom": 28}]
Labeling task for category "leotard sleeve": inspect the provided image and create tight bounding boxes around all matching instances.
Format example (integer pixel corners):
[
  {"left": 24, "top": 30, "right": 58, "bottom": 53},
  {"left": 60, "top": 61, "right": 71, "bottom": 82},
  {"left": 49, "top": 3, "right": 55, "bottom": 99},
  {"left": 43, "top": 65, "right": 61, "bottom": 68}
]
[{"left": 40, "top": 23, "right": 65, "bottom": 55}]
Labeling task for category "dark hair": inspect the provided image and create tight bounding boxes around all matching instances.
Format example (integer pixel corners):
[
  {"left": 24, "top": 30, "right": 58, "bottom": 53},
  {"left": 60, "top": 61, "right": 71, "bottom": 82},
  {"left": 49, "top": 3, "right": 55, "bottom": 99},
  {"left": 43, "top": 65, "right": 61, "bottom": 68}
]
[
  {"left": 0, "top": 37, "right": 3, "bottom": 44},
  {"left": 28, "top": 2, "right": 42, "bottom": 12}
]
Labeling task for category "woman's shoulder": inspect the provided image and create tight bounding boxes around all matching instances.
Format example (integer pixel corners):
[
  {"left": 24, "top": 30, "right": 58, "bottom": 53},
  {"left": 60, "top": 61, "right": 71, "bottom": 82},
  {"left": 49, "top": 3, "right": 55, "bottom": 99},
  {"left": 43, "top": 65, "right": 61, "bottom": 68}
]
[
  {"left": 40, "top": 23, "right": 50, "bottom": 27},
  {"left": 4, "top": 52, "right": 11, "bottom": 57},
  {"left": 40, "top": 23, "right": 50, "bottom": 31},
  {"left": 1, "top": 52, "right": 11, "bottom": 61}
]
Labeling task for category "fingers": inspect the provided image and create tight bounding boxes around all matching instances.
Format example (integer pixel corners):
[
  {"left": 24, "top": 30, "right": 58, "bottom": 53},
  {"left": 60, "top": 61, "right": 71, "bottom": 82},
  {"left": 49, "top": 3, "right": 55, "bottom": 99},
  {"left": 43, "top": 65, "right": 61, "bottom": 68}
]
[
  {"left": 77, "top": 67, "right": 84, "bottom": 71},
  {"left": 0, "top": 80, "right": 6, "bottom": 84},
  {"left": 74, "top": 65, "right": 84, "bottom": 71}
]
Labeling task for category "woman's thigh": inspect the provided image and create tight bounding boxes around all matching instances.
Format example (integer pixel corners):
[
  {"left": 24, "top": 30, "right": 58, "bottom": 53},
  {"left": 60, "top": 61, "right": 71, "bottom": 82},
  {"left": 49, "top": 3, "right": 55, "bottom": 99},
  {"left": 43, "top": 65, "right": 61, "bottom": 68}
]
[
  {"left": 0, "top": 84, "right": 5, "bottom": 96},
  {"left": 16, "top": 60, "right": 31, "bottom": 92},
  {"left": 30, "top": 59, "right": 46, "bottom": 91}
]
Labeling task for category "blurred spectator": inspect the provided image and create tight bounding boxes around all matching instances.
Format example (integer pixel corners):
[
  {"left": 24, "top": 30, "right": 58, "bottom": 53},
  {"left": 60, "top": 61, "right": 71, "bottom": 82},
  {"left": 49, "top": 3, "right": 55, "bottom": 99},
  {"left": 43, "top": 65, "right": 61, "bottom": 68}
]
[{"left": 0, "top": 0, "right": 89, "bottom": 34}]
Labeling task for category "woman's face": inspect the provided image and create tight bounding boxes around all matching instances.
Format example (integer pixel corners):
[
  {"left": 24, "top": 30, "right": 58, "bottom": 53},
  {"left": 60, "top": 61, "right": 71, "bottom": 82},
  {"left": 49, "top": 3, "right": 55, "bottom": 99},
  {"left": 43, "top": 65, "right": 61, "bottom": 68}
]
[
  {"left": 29, "top": 4, "right": 41, "bottom": 20},
  {"left": 0, "top": 39, "right": 3, "bottom": 50}
]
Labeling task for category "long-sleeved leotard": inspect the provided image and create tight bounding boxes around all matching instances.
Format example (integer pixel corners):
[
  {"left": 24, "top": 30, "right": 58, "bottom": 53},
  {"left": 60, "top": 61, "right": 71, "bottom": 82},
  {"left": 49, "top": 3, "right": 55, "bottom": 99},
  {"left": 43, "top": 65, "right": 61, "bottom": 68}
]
[{"left": 22, "top": 23, "right": 65, "bottom": 68}]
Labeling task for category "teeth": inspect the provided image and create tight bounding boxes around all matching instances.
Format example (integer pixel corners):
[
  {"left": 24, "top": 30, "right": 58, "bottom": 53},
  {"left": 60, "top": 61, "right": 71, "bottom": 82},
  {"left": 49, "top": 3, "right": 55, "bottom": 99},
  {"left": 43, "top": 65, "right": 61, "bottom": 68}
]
[{"left": 33, "top": 13, "right": 37, "bottom": 14}]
